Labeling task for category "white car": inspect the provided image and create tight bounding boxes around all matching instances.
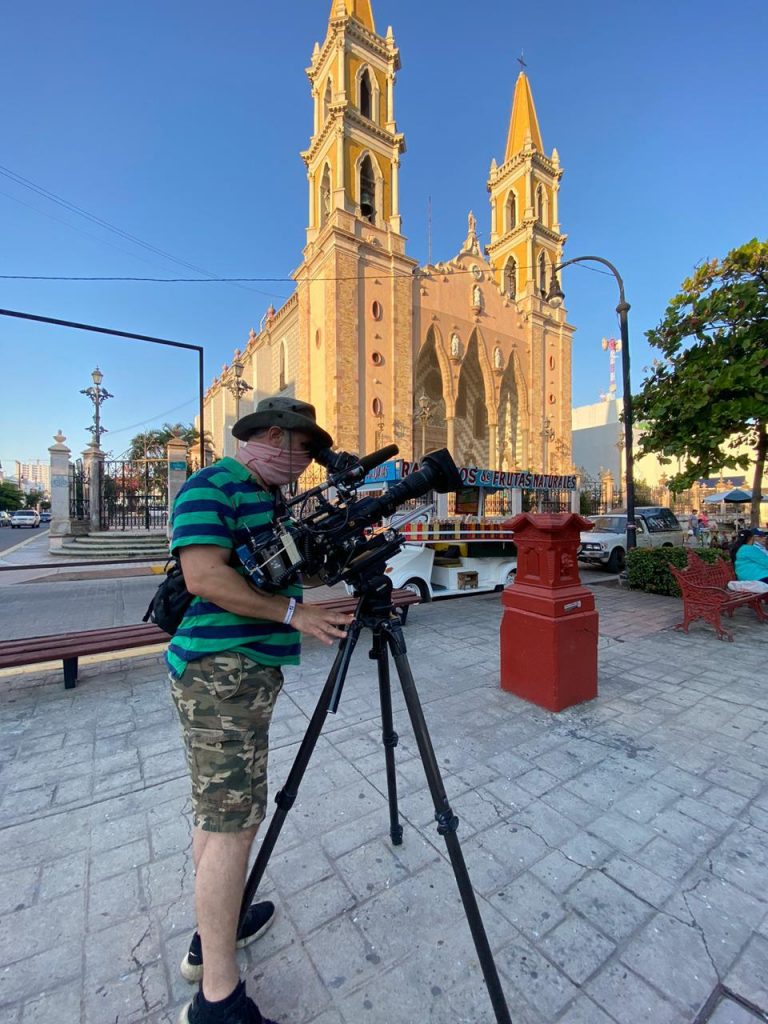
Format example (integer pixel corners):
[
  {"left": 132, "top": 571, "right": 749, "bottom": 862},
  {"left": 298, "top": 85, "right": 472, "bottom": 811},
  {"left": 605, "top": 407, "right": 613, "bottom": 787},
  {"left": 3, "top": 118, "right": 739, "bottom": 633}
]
[
  {"left": 578, "top": 507, "right": 684, "bottom": 573},
  {"left": 10, "top": 509, "right": 41, "bottom": 529}
]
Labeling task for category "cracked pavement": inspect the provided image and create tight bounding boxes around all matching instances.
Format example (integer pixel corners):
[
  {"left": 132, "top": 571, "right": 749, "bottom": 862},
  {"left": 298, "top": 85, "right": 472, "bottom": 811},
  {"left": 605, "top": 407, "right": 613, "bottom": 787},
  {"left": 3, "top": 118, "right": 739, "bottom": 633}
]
[{"left": 0, "top": 583, "right": 767, "bottom": 1023}]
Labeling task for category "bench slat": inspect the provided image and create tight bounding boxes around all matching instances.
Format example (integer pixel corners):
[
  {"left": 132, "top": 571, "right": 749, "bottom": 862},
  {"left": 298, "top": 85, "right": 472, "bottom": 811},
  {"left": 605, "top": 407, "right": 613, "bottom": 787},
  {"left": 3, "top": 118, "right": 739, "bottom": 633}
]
[{"left": 0, "top": 589, "right": 422, "bottom": 682}]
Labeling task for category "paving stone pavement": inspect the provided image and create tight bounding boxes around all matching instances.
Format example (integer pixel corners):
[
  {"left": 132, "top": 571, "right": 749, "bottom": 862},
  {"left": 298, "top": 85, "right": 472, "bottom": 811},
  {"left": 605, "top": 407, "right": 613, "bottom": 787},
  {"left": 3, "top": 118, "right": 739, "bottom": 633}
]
[{"left": 1, "top": 583, "right": 767, "bottom": 1024}]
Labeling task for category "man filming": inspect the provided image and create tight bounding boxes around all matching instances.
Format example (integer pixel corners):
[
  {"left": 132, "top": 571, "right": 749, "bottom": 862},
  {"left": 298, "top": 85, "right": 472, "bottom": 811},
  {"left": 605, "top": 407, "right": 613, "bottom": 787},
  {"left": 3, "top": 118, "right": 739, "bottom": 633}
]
[{"left": 167, "top": 397, "right": 353, "bottom": 1024}]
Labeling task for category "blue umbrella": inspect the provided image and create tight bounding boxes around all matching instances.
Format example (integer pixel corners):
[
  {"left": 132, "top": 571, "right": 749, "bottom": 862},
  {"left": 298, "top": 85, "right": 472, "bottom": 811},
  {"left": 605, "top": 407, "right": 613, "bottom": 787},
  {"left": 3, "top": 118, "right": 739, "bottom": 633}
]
[{"left": 702, "top": 488, "right": 764, "bottom": 503}]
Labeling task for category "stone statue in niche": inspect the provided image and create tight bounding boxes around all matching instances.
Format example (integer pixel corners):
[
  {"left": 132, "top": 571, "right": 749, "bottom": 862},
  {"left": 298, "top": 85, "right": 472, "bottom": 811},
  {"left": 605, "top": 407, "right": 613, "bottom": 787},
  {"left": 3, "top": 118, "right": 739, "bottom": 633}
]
[
  {"left": 450, "top": 333, "right": 461, "bottom": 359},
  {"left": 494, "top": 346, "right": 504, "bottom": 371},
  {"left": 472, "top": 283, "right": 483, "bottom": 311}
]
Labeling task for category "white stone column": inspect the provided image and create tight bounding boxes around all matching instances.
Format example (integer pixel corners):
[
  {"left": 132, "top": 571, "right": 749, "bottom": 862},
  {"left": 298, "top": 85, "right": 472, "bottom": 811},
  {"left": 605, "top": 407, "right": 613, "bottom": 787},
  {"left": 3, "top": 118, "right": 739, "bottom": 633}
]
[
  {"left": 82, "top": 444, "right": 104, "bottom": 534},
  {"left": 446, "top": 416, "right": 455, "bottom": 457},
  {"left": 167, "top": 436, "right": 188, "bottom": 527},
  {"left": 488, "top": 424, "right": 498, "bottom": 469},
  {"left": 510, "top": 488, "right": 524, "bottom": 516},
  {"left": 48, "top": 431, "right": 72, "bottom": 550}
]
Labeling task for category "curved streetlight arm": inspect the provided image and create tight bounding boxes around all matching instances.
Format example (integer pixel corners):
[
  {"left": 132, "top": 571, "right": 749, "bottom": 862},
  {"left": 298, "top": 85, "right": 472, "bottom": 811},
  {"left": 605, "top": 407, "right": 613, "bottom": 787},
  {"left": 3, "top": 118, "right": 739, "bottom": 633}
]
[{"left": 549, "top": 255, "right": 636, "bottom": 551}]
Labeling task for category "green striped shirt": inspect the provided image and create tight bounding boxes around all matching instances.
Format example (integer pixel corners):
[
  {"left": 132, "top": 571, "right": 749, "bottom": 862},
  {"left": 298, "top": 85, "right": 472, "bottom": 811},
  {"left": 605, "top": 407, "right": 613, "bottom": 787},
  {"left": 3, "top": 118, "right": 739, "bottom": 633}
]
[{"left": 165, "top": 457, "right": 301, "bottom": 678}]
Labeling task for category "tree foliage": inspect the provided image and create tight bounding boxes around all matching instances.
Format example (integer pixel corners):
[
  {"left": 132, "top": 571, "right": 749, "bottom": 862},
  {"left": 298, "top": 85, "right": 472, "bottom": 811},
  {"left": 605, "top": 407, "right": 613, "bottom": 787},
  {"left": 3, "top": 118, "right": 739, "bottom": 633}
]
[
  {"left": 25, "top": 490, "right": 45, "bottom": 509},
  {"left": 124, "top": 423, "right": 206, "bottom": 462},
  {"left": 0, "top": 481, "right": 24, "bottom": 511},
  {"left": 634, "top": 238, "right": 768, "bottom": 524}
]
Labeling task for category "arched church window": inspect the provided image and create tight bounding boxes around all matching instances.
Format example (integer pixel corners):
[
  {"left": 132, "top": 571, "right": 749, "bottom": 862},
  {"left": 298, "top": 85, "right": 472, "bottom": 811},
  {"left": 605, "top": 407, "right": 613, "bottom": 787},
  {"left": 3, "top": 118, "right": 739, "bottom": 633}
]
[
  {"left": 506, "top": 191, "right": 516, "bottom": 232},
  {"left": 504, "top": 257, "right": 516, "bottom": 299},
  {"left": 473, "top": 398, "right": 487, "bottom": 440},
  {"left": 323, "top": 78, "right": 332, "bottom": 122},
  {"left": 319, "top": 165, "right": 331, "bottom": 227},
  {"left": 360, "top": 70, "right": 372, "bottom": 119},
  {"left": 360, "top": 156, "right": 376, "bottom": 224},
  {"left": 538, "top": 252, "right": 548, "bottom": 296}
]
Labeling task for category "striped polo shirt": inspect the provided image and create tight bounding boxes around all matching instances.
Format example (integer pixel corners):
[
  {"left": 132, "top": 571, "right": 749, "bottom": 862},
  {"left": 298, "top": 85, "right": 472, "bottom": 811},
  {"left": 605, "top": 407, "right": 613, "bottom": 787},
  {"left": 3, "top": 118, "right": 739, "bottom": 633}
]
[{"left": 165, "top": 457, "right": 302, "bottom": 678}]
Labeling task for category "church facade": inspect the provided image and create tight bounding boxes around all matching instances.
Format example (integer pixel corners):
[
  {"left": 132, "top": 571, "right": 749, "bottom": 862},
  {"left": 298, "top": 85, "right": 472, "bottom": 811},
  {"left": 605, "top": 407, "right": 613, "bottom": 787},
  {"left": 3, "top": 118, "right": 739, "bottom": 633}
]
[{"left": 202, "top": 0, "right": 574, "bottom": 473}]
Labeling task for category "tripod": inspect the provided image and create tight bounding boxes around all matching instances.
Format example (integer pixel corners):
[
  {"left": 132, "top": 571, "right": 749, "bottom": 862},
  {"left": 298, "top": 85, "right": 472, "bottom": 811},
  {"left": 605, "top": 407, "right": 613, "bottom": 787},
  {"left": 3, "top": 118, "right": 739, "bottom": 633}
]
[{"left": 237, "top": 572, "right": 512, "bottom": 1024}]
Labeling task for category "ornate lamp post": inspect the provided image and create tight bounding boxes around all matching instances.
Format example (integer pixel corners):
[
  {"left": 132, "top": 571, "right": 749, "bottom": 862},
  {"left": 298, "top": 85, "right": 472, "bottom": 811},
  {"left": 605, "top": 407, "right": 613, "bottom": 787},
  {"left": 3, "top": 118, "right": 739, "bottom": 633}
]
[
  {"left": 539, "top": 415, "right": 556, "bottom": 471},
  {"left": 224, "top": 349, "right": 253, "bottom": 423},
  {"left": 548, "top": 256, "right": 636, "bottom": 549},
  {"left": 80, "top": 366, "right": 114, "bottom": 449},
  {"left": 415, "top": 393, "right": 434, "bottom": 459}
]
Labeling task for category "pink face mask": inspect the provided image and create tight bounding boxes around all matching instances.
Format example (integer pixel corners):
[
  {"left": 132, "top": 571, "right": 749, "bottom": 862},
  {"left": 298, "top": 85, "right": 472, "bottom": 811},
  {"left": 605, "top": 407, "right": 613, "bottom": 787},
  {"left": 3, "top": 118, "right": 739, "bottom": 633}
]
[{"left": 235, "top": 439, "right": 313, "bottom": 486}]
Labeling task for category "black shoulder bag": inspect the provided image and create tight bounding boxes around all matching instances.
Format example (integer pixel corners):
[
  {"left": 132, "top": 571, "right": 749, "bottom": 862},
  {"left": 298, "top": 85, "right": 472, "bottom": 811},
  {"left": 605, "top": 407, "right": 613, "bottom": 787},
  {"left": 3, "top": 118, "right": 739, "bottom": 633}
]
[
  {"left": 143, "top": 558, "right": 194, "bottom": 636},
  {"left": 143, "top": 482, "right": 284, "bottom": 636}
]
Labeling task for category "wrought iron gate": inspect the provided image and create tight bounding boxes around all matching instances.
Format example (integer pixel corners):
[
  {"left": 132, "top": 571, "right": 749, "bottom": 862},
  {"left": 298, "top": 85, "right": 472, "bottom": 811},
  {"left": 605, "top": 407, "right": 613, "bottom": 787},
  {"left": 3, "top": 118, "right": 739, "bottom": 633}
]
[
  {"left": 69, "top": 459, "right": 90, "bottom": 521},
  {"left": 102, "top": 458, "right": 168, "bottom": 531}
]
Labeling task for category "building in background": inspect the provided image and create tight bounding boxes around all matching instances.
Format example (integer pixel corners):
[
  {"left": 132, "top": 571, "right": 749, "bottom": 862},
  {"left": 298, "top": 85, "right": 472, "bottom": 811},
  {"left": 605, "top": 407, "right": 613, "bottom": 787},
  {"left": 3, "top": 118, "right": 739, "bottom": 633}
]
[
  {"left": 201, "top": 0, "right": 574, "bottom": 469},
  {"left": 14, "top": 459, "right": 51, "bottom": 496}
]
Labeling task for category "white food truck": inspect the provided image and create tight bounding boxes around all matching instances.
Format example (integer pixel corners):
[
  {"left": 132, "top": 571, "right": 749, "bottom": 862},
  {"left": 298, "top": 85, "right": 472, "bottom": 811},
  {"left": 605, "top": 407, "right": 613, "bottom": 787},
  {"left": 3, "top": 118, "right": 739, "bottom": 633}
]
[{"left": 363, "top": 460, "right": 579, "bottom": 601}]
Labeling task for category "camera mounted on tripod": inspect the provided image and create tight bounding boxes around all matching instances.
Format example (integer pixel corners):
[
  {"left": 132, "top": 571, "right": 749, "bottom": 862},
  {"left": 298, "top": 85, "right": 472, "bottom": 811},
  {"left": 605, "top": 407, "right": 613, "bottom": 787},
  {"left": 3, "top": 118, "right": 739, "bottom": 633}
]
[{"left": 236, "top": 444, "right": 462, "bottom": 592}]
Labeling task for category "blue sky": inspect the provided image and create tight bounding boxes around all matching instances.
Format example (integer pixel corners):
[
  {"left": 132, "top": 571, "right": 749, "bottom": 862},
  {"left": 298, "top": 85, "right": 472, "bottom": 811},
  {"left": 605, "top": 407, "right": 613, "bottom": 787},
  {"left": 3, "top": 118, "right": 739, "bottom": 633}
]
[{"left": 1, "top": 0, "right": 766, "bottom": 471}]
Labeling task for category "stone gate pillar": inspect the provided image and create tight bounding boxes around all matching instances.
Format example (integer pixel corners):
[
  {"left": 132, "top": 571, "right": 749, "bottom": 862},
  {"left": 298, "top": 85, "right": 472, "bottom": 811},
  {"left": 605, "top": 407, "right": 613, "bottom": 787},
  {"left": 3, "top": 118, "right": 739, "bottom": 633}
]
[
  {"left": 82, "top": 443, "right": 105, "bottom": 534},
  {"left": 167, "top": 436, "right": 189, "bottom": 527},
  {"left": 48, "top": 431, "right": 72, "bottom": 551}
]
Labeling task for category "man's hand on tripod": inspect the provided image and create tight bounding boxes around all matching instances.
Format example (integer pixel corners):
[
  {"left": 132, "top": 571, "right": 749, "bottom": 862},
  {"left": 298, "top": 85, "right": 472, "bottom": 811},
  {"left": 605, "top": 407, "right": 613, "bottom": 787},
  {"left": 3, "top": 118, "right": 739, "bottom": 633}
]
[{"left": 292, "top": 603, "right": 354, "bottom": 645}]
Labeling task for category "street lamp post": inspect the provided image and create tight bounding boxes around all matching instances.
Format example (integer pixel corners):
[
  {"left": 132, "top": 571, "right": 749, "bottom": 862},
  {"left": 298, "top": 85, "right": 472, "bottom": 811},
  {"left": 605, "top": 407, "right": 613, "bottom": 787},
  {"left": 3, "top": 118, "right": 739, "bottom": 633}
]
[
  {"left": 416, "top": 393, "right": 433, "bottom": 459},
  {"left": 539, "top": 415, "right": 555, "bottom": 471},
  {"left": 80, "top": 366, "right": 114, "bottom": 449},
  {"left": 547, "top": 256, "right": 636, "bottom": 550},
  {"left": 223, "top": 349, "right": 253, "bottom": 424}
]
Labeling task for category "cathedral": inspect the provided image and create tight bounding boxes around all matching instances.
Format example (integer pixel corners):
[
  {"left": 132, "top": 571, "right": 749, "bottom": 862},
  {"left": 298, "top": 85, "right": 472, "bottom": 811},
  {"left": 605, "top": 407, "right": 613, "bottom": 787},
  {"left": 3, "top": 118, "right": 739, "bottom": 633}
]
[{"left": 202, "top": 0, "right": 574, "bottom": 474}]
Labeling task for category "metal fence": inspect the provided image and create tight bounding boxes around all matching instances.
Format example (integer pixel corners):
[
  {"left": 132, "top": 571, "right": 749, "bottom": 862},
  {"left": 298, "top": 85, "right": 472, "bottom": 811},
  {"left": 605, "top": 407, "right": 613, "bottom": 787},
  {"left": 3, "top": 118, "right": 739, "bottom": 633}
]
[
  {"left": 102, "top": 458, "right": 168, "bottom": 531},
  {"left": 68, "top": 459, "right": 90, "bottom": 521}
]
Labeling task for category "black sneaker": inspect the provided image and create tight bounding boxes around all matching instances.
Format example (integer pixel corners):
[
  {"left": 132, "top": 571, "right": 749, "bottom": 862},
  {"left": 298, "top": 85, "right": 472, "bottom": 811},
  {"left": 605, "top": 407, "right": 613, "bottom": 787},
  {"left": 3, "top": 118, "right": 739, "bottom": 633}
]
[
  {"left": 180, "top": 901, "right": 277, "bottom": 983},
  {"left": 177, "top": 980, "right": 280, "bottom": 1024}
]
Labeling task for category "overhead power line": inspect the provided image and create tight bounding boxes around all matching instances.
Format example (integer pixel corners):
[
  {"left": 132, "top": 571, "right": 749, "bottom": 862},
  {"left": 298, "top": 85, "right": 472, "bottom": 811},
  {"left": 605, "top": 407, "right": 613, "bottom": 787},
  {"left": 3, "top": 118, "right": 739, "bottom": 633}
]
[
  {"left": 0, "top": 163, "right": 288, "bottom": 300},
  {"left": 0, "top": 262, "right": 616, "bottom": 283}
]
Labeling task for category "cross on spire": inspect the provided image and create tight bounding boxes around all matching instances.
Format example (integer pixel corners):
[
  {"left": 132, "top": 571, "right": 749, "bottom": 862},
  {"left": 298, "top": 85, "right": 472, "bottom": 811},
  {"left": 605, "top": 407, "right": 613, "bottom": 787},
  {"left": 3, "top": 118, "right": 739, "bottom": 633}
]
[{"left": 517, "top": 51, "right": 527, "bottom": 73}]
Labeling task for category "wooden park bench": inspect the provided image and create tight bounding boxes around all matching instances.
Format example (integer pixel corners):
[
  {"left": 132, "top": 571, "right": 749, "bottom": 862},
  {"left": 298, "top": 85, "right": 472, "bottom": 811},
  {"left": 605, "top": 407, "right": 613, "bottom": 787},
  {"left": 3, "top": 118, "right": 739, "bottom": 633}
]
[
  {"left": 669, "top": 550, "right": 768, "bottom": 642},
  {"left": 0, "top": 589, "right": 421, "bottom": 689}
]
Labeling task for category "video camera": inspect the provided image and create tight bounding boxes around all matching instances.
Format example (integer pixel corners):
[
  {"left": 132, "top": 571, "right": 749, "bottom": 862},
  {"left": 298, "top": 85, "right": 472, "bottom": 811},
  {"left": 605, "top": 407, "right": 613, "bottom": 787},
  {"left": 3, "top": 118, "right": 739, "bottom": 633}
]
[{"left": 236, "top": 444, "right": 462, "bottom": 591}]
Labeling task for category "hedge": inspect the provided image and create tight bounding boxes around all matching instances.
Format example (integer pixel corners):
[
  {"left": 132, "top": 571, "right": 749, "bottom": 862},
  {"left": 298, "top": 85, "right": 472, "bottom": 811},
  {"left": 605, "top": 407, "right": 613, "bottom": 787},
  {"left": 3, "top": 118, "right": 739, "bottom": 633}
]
[{"left": 626, "top": 546, "right": 731, "bottom": 597}]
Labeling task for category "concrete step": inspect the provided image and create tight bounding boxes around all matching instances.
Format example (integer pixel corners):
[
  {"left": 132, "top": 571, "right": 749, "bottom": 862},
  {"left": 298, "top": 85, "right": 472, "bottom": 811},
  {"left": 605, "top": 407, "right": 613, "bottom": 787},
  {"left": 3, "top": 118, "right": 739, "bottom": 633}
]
[{"left": 54, "top": 532, "right": 170, "bottom": 558}]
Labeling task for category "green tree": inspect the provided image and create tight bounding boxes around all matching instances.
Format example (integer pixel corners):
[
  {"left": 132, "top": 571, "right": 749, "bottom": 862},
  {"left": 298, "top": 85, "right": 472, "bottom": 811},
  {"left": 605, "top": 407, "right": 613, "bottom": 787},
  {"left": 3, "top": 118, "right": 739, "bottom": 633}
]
[
  {"left": 634, "top": 238, "right": 768, "bottom": 526},
  {"left": 25, "top": 490, "right": 45, "bottom": 509},
  {"left": 0, "top": 481, "right": 24, "bottom": 511},
  {"left": 125, "top": 422, "right": 210, "bottom": 462}
]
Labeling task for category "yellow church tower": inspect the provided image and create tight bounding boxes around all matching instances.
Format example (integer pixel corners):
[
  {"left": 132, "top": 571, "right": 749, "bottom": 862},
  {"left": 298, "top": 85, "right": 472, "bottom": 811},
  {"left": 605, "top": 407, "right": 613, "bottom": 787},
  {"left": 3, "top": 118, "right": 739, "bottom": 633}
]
[
  {"left": 295, "top": 0, "right": 418, "bottom": 455},
  {"left": 486, "top": 72, "right": 573, "bottom": 472}
]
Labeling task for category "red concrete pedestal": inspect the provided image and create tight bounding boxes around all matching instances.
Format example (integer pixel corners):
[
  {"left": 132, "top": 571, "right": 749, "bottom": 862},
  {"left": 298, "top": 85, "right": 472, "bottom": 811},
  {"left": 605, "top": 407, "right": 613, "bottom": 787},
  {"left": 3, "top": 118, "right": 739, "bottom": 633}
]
[{"left": 500, "top": 513, "right": 598, "bottom": 712}]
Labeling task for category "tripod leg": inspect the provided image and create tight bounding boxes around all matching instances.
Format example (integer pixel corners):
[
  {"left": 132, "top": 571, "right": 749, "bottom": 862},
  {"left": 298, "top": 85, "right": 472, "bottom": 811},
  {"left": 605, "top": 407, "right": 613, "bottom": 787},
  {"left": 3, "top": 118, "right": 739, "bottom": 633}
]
[
  {"left": 236, "top": 617, "right": 363, "bottom": 934},
  {"left": 371, "top": 627, "right": 403, "bottom": 845},
  {"left": 384, "top": 621, "right": 513, "bottom": 1024}
]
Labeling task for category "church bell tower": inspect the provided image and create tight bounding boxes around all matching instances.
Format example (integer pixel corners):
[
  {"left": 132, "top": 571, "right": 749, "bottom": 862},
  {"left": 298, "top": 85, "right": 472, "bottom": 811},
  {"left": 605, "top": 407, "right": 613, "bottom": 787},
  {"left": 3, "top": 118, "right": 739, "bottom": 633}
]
[{"left": 295, "top": 0, "right": 418, "bottom": 456}]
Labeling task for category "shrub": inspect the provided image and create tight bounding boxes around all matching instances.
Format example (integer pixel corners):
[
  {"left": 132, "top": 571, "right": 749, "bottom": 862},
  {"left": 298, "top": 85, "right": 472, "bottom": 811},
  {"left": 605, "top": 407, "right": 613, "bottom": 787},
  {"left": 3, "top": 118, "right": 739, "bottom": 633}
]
[{"left": 626, "top": 546, "right": 730, "bottom": 597}]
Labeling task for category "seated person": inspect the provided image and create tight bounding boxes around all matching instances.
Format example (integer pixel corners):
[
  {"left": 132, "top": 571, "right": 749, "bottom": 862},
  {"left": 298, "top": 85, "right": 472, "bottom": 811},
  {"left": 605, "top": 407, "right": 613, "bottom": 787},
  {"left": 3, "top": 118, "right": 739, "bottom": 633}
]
[{"left": 734, "top": 529, "right": 768, "bottom": 583}]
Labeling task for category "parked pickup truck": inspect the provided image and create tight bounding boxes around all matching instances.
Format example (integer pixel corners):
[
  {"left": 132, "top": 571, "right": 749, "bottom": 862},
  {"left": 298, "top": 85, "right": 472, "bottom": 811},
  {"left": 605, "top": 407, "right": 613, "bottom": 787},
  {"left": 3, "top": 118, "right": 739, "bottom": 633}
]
[{"left": 578, "top": 506, "right": 684, "bottom": 573}]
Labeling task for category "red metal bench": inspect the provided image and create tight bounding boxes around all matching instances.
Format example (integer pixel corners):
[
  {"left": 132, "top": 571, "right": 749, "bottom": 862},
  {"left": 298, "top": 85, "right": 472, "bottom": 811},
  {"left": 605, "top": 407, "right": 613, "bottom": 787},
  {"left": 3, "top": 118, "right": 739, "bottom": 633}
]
[
  {"left": 669, "top": 550, "right": 768, "bottom": 641},
  {"left": 0, "top": 590, "right": 421, "bottom": 689}
]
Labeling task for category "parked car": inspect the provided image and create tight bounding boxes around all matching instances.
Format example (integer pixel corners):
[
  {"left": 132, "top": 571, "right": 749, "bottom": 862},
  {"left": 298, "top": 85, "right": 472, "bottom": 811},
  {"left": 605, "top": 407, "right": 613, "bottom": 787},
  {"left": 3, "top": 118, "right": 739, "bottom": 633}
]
[
  {"left": 10, "top": 509, "right": 41, "bottom": 529},
  {"left": 578, "top": 506, "right": 684, "bottom": 572},
  {"left": 39, "top": 511, "right": 52, "bottom": 523},
  {"left": 0, "top": 510, "right": 10, "bottom": 526}
]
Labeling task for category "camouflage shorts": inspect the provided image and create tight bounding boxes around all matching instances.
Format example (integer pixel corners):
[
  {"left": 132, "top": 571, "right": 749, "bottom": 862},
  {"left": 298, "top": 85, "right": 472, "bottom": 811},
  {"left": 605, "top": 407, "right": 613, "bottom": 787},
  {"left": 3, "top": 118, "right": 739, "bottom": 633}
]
[{"left": 170, "top": 652, "right": 284, "bottom": 833}]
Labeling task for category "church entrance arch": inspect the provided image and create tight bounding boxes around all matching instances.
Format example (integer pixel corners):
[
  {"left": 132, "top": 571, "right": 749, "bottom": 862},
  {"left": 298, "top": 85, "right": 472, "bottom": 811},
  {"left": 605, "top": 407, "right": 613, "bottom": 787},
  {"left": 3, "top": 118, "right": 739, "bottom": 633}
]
[
  {"left": 454, "top": 331, "right": 489, "bottom": 466},
  {"left": 498, "top": 354, "right": 522, "bottom": 471},
  {"left": 414, "top": 326, "right": 447, "bottom": 459}
]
